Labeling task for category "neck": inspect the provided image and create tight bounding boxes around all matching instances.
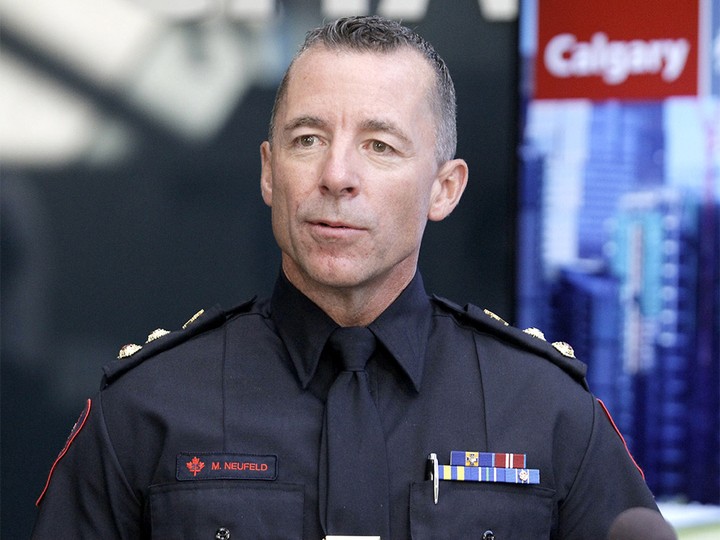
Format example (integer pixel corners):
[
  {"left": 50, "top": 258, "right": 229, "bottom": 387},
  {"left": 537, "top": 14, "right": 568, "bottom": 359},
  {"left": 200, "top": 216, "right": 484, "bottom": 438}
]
[{"left": 282, "top": 262, "right": 416, "bottom": 327}]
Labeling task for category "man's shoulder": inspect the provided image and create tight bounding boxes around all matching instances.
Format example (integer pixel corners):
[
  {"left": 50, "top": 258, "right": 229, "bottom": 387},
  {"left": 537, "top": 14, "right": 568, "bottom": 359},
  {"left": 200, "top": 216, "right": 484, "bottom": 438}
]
[
  {"left": 430, "top": 295, "right": 588, "bottom": 389},
  {"left": 101, "top": 298, "right": 265, "bottom": 388}
]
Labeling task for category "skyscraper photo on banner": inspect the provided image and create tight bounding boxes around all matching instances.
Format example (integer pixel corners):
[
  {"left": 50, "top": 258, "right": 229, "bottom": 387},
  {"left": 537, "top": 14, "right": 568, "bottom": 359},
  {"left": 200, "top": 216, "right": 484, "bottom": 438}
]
[{"left": 517, "top": 0, "right": 720, "bottom": 504}]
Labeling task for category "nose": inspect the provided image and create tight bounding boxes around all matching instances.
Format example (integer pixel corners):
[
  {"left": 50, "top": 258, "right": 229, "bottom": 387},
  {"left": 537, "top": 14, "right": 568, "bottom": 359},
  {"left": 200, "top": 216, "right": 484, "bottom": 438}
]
[{"left": 319, "top": 141, "right": 360, "bottom": 197}]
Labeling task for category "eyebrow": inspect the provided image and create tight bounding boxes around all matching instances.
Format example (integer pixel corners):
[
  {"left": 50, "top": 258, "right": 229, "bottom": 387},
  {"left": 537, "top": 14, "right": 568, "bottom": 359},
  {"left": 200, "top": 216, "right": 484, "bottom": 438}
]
[
  {"left": 281, "top": 116, "right": 412, "bottom": 147},
  {"left": 282, "top": 116, "right": 327, "bottom": 134},
  {"left": 360, "top": 119, "right": 412, "bottom": 147}
]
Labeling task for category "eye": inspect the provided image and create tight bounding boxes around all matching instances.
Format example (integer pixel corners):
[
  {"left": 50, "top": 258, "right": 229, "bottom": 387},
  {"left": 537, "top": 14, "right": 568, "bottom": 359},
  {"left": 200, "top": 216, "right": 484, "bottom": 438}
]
[
  {"left": 371, "top": 140, "right": 391, "bottom": 153},
  {"left": 297, "top": 134, "right": 317, "bottom": 147}
]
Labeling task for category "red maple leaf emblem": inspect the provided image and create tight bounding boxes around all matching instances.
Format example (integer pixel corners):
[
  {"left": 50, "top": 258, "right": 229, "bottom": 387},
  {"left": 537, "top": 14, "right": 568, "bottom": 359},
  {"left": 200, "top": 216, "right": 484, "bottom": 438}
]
[{"left": 186, "top": 456, "right": 205, "bottom": 477}]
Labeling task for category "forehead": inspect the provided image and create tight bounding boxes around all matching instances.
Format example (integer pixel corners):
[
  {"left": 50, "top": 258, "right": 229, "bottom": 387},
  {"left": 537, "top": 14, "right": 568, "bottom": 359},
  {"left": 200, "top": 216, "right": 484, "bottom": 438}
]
[{"left": 278, "top": 46, "right": 435, "bottom": 124}]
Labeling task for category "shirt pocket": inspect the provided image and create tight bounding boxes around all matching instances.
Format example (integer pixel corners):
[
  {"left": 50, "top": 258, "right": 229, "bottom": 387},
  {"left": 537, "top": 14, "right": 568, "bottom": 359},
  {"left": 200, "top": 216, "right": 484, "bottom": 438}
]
[
  {"left": 410, "top": 480, "right": 555, "bottom": 539},
  {"left": 149, "top": 481, "right": 304, "bottom": 539}
]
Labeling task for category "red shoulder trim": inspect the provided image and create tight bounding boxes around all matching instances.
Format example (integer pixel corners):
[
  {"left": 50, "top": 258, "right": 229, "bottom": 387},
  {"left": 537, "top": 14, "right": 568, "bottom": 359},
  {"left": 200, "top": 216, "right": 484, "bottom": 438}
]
[
  {"left": 597, "top": 398, "right": 644, "bottom": 479},
  {"left": 36, "top": 398, "right": 92, "bottom": 506}
]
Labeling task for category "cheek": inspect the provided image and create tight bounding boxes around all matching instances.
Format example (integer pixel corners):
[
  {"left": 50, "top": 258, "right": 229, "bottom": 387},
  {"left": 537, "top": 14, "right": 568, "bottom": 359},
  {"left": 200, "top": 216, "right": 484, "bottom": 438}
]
[
  {"left": 267, "top": 181, "right": 293, "bottom": 237},
  {"left": 272, "top": 160, "right": 316, "bottom": 208},
  {"left": 384, "top": 191, "right": 431, "bottom": 240},
  {"left": 269, "top": 173, "right": 311, "bottom": 243}
]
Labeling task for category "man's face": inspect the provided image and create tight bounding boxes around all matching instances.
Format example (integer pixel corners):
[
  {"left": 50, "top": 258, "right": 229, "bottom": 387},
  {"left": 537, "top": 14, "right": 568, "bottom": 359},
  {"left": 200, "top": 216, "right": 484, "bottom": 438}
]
[{"left": 261, "top": 46, "right": 448, "bottom": 297}]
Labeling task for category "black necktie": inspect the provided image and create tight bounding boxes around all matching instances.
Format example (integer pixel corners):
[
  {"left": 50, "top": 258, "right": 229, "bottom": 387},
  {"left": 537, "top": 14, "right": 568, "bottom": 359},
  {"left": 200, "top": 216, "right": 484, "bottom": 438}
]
[{"left": 319, "top": 326, "right": 391, "bottom": 538}]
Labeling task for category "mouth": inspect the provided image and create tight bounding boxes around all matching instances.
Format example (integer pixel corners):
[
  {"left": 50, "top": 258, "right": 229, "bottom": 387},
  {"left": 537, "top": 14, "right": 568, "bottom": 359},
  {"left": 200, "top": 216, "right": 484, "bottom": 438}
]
[
  {"left": 312, "top": 220, "right": 359, "bottom": 230},
  {"left": 307, "top": 219, "right": 367, "bottom": 241}
]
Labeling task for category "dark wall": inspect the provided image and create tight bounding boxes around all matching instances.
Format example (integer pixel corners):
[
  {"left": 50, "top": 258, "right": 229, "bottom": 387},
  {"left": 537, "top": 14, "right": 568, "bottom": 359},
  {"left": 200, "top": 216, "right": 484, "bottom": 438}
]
[{"left": 0, "top": 3, "right": 518, "bottom": 536}]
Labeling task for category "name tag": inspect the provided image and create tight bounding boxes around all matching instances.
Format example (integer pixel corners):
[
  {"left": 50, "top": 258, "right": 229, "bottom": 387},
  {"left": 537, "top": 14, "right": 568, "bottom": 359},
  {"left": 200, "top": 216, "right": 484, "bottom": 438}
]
[{"left": 176, "top": 453, "right": 277, "bottom": 481}]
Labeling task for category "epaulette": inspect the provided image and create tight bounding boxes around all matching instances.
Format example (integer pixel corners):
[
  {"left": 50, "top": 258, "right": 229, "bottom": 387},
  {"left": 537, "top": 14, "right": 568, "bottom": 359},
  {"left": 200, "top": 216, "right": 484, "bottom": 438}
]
[
  {"left": 431, "top": 295, "right": 588, "bottom": 390},
  {"left": 101, "top": 298, "right": 256, "bottom": 387}
]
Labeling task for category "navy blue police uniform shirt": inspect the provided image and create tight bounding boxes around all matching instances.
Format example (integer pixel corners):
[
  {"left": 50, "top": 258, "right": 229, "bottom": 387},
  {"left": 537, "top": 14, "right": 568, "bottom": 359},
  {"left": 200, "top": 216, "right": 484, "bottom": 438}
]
[{"left": 32, "top": 271, "right": 657, "bottom": 539}]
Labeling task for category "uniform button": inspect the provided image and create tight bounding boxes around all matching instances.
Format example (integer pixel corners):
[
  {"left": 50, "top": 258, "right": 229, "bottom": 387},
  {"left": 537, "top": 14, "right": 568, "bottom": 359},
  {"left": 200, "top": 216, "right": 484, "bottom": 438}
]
[
  {"left": 482, "top": 530, "right": 495, "bottom": 540},
  {"left": 215, "top": 527, "right": 231, "bottom": 540}
]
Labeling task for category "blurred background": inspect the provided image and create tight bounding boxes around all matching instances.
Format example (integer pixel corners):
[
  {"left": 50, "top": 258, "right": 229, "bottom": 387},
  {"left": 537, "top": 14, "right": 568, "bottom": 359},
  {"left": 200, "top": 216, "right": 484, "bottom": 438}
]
[{"left": 0, "top": 0, "right": 718, "bottom": 537}]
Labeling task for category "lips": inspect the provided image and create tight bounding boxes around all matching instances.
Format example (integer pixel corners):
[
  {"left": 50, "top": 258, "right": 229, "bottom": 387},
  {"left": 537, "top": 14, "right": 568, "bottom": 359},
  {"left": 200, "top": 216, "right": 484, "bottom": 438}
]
[
  {"left": 314, "top": 220, "right": 357, "bottom": 229},
  {"left": 307, "top": 218, "right": 366, "bottom": 240}
]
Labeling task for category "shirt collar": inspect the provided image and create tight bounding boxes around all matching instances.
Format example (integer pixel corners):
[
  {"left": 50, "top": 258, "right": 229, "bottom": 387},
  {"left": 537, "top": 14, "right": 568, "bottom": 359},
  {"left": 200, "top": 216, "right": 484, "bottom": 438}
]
[{"left": 269, "top": 271, "right": 432, "bottom": 392}]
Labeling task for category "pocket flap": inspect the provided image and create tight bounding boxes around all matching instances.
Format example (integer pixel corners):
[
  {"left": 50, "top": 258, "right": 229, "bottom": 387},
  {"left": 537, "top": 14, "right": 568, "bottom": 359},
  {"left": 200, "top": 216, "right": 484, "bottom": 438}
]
[{"left": 150, "top": 481, "right": 304, "bottom": 538}]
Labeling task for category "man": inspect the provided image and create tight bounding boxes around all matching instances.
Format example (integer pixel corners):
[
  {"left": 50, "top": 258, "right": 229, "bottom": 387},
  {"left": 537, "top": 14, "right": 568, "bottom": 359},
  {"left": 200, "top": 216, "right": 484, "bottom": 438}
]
[{"left": 33, "top": 16, "right": 663, "bottom": 539}]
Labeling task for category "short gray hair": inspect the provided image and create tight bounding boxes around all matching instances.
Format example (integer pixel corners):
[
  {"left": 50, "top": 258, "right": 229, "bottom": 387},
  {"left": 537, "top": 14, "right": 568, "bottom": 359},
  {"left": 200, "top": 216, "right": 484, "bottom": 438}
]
[{"left": 268, "top": 16, "right": 457, "bottom": 163}]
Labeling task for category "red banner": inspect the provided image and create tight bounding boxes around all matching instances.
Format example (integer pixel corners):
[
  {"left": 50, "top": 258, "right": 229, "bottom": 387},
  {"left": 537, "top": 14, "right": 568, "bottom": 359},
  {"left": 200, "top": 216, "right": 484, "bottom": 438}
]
[{"left": 535, "top": 0, "right": 699, "bottom": 100}]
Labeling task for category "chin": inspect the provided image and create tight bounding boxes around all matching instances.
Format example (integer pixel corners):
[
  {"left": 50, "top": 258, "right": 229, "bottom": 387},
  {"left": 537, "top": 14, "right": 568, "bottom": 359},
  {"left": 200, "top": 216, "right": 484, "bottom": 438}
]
[
  {"left": 312, "top": 270, "right": 368, "bottom": 290},
  {"left": 310, "top": 260, "right": 382, "bottom": 290}
]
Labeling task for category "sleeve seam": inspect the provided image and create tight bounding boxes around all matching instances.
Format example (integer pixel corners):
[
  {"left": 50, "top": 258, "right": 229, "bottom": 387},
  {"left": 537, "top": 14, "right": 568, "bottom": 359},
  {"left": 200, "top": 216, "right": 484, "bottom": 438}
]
[
  {"left": 98, "top": 392, "right": 143, "bottom": 508},
  {"left": 558, "top": 392, "right": 596, "bottom": 512}
]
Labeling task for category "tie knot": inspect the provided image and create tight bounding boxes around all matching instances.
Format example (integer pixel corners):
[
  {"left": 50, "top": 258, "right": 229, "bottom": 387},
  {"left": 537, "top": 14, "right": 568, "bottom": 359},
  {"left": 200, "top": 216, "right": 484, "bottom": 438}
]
[{"left": 327, "top": 326, "right": 376, "bottom": 371}]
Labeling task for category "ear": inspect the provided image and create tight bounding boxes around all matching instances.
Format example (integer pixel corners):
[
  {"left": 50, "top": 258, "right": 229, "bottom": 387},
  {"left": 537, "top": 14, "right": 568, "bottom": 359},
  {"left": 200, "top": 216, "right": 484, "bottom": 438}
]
[
  {"left": 260, "top": 141, "right": 273, "bottom": 207},
  {"left": 427, "top": 158, "right": 469, "bottom": 221}
]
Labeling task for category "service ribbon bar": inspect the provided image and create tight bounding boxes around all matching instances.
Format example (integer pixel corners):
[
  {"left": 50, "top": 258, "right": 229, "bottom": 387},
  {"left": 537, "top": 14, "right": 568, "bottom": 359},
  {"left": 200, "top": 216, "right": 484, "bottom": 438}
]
[
  {"left": 450, "top": 451, "right": 527, "bottom": 469},
  {"left": 438, "top": 465, "right": 540, "bottom": 485}
]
